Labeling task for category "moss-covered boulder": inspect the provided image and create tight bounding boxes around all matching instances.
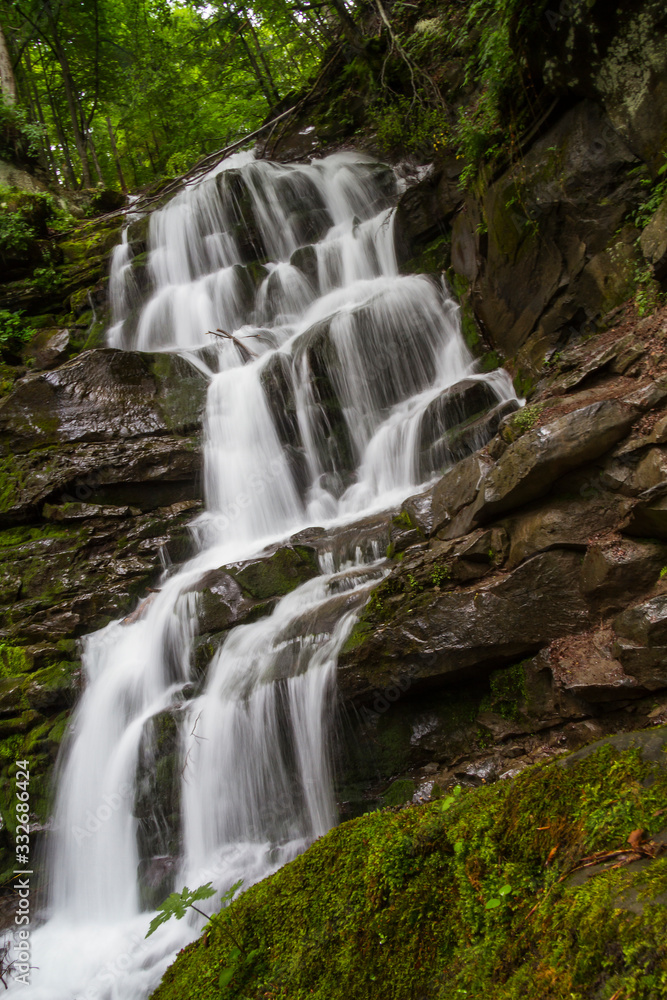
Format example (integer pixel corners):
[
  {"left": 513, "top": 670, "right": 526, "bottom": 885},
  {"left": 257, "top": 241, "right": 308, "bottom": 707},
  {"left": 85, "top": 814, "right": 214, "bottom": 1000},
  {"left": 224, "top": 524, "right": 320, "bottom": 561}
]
[{"left": 150, "top": 728, "right": 667, "bottom": 1000}]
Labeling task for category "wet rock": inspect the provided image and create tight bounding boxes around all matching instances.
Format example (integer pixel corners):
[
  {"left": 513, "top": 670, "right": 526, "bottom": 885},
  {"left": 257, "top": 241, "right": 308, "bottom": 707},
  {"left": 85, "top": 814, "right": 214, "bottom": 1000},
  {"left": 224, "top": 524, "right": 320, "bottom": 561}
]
[
  {"left": 614, "top": 595, "right": 667, "bottom": 647},
  {"left": 216, "top": 170, "right": 267, "bottom": 264},
  {"left": 394, "top": 161, "right": 462, "bottom": 264},
  {"left": 22, "top": 328, "right": 72, "bottom": 371},
  {"left": 463, "top": 101, "right": 643, "bottom": 360},
  {"left": 472, "top": 400, "right": 639, "bottom": 525},
  {"left": 611, "top": 640, "right": 667, "bottom": 693},
  {"left": 303, "top": 512, "right": 391, "bottom": 569},
  {"left": 338, "top": 549, "right": 590, "bottom": 703},
  {"left": 624, "top": 487, "right": 667, "bottom": 540},
  {"left": 418, "top": 379, "right": 518, "bottom": 475},
  {"left": 581, "top": 539, "right": 667, "bottom": 612},
  {"left": 193, "top": 570, "right": 267, "bottom": 635},
  {"left": 550, "top": 630, "right": 642, "bottom": 703},
  {"left": 23, "top": 661, "right": 79, "bottom": 711},
  {"left": 226, "top": 544, "right": 319, "bottom": 600},
  {"left": 402, "top": 452, "right": 493, "bottom": 539},
  {"left": 1, "top": 436, "right": 201, "bottom": 524},
  {"left": 276, "top": 587, "right": 370, "bottom": 645},
  {"left": 0, "top": 349, "right": 207, "bottom": 454},
  {"left": 193, "top": 544, "right": 320, "bottom": 636},
  {"left": 505, "top": 490, "right": 620, "bottom": 569},
  {"left": 135, "top": 710, "right": 182, "bottom": 906}
]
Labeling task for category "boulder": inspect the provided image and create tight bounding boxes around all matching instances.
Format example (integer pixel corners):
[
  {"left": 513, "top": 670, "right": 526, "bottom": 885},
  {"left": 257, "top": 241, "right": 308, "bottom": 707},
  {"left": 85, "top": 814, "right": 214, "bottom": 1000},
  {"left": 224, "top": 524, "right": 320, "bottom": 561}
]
[
  {"left": 418, "top": 379, "right": 518, "bottom": 475},
  {"left": 581, "top": 538, "right": 667, "bottom": 612},
  {"left": 472, "top": 400, "right": 639, "bottom": 524},
  {"left": 22, "top": 328, "right": 72, "bottom": 371},
  {"left": 614, "top": 595, "right": 667, "bottom": 647},
  {"left": 226, "top": 544, "right": 319, "bottom": 600},
  {"left": 194, "top": 570, "right": 266, "bottom": 635},
  {"left": 402, "top": 451, "right": 493, "bottom": 538},
  {"left": 1, "top": 436, "right": 201, "bottom": 523},
  {"left": 192, "top": 544, "right": 320, "bottom": 636}
]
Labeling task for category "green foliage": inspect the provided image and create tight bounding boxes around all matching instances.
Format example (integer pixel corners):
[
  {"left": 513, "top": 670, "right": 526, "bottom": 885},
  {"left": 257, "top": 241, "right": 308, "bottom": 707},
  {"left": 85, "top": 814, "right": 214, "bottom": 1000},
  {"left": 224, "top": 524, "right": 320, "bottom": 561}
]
[
  {"left": 3, "top": 0, "right": 324, "bottom": 191},
  {"left": 0, "top": 203, "right": 36, "bottom": 262},
  {"left": 368, "top": 96, "right": 450, "bottom": 157},
  {"left": 31, "top": 257, "right": 64, "bottom": 294},
  {"left": 506, "top": 402, "right": 544, "bottom": 437},
  {"left": 0, "top": 310, "right": 35, "bottom": 359},
  {"left": 146, "top": 883, "right": 218, "bottom": 938},
  {"left": 0, "top": 96, "right": 44, "bottom": 163},
  {"left": 151, "top": 735, "right": 667, "bottom": 1000},
  {"left": 147, "top": 880, "right": 245, "bottom": 941},
  {"left": 430, "top": 563, "right": 450, "bottom": 586}
]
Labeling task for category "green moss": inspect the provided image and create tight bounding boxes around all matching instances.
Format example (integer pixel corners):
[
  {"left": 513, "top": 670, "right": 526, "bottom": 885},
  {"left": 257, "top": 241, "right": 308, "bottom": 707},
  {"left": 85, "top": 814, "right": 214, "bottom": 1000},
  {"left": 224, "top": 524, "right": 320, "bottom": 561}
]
[
  {"left": 391, "top": 510, "right": 414, "bottom": 531},
  {"left": 150, "top": 730, "right": 667, "bottom": 1000},
  {"left": 482, "top": 662, "right": 528, "bottom": 721},
  {"left": 382, "top": 778, "right": 415, "bottom": 807},
  {"left": 448, "top": 269, "right": 481, "bottom": 353},
  {"left": 501, "top": 403, "right": 544, "bottom": 442},
  {"left": 0, "top": 644, "right": 33, "bottom": 677},
  {"left": 401, "top": 235, "right": 451, "bottom": 277},
  {"left": 0, "top": 524, "right": 71, "bottom": 548},
  {"left": 340, "top": 620, "right": 373, "bottom": 656},
  {"left": 229, "top": 546, "right": 319, "bottom": 601}
]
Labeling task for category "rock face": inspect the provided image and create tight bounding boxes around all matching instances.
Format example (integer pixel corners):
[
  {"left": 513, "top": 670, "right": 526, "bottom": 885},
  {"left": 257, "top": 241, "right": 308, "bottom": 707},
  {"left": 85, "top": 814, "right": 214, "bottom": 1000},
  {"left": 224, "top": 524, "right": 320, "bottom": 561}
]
[
  {"left": 334, "top": 317, "right": 667, "bottom": 812},
  {"left": 0, "top": 344, "right": 207, "bottom": 882},
  {"left": 339, "top": 550, "right": 590, "bottom": 702}
]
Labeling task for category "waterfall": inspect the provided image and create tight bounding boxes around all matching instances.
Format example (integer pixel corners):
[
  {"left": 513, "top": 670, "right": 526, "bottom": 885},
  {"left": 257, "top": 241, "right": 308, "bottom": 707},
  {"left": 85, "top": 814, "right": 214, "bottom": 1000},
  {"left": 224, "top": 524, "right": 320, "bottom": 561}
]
[{"left": 7, "top": 149, "right": 516, "bottom": 999}]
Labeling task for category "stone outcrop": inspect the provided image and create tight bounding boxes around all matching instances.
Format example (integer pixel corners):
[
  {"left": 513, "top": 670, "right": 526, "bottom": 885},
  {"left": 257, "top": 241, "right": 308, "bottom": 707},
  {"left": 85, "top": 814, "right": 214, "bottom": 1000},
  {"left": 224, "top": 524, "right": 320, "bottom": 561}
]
[{"left": 335, "top": 313, "right": 667, "bottom": 812}]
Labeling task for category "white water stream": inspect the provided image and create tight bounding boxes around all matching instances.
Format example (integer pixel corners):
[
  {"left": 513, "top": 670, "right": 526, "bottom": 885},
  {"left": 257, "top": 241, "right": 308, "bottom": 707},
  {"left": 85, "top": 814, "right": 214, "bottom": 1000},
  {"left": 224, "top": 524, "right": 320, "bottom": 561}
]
[{"left": 7, "top": 150, "right": 516, "bottom": 999}]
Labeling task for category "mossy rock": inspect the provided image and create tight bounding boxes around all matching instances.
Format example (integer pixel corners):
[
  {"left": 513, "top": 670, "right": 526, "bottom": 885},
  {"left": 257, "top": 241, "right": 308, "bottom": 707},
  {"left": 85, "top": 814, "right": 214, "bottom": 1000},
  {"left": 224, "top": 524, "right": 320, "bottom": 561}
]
[
  {"left": 227, "top": 545, "right": 320, "bottom": 601},
  {"left": 151, "top": 728, "right": 667, "bottom": 1000}
]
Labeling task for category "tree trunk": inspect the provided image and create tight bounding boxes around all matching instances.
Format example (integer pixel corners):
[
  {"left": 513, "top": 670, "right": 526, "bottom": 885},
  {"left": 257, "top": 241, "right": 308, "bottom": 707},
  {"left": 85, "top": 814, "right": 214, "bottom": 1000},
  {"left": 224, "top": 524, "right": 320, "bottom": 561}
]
[
  {"left": 327, "top": 0, "right": 365, "bottom": 53},
  {"left": 42, "top": 1, "right": 93, "bottom": 186},
  {"left": 245, "top": 18, "right": 280, "bottom": 103},
  {"left": 40, "top": 60, "right": 78, "bottom": 188},
  {"left": 238, "top": 33, "right": 274, "bottom": 106},
  {"left": 0, "top": 21, "right": 16, "bottom": 104},
  {"left": 22, "top": 47, "right": 59, "bottom": 185},
  {"left": 88, "top": 131, "right": 104, "bottom": 184},
  {"left": 106, "top": 116, "right": 127, "bottom": 192}
]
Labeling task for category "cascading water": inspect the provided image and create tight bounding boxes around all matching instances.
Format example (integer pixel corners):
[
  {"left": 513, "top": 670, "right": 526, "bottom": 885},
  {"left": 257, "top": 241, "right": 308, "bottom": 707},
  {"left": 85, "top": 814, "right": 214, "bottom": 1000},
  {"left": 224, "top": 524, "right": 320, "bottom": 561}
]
[{"left": 7, "top": 150, "right": 517, "bottom": 999}]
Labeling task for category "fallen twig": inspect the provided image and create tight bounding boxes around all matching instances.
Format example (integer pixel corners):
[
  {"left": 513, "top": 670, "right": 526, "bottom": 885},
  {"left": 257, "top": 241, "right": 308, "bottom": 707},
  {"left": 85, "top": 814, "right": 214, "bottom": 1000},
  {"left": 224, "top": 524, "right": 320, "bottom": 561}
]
[{"left": 206, "top": 328, "right": 258, "bottom": 360}]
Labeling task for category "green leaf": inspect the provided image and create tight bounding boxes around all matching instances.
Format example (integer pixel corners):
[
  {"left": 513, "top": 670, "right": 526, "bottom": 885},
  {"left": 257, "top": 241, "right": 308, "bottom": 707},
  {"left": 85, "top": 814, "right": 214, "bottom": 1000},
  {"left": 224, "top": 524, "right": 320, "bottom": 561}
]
[
  {"left": 220, "top": 879, "right": 244, "bottom": 908},
  {"left": 145, "top": 882, "right": 217, "bottom": 937},
  {"left": 499, "top": 884, "right": 512, "bottom": 896},
  {"left": 218, "top": 965, "right": 237, "bottom": 989},
  {"left": 485, "top": 898, "right": 501, "bottom": 910}
]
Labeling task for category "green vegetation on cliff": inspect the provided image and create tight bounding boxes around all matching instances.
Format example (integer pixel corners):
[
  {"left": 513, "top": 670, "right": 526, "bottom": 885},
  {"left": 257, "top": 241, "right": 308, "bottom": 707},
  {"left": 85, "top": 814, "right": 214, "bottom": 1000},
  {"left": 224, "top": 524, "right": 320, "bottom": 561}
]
[{"left": 152, "top": 731, "right": 667, "bottom": 1000}]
